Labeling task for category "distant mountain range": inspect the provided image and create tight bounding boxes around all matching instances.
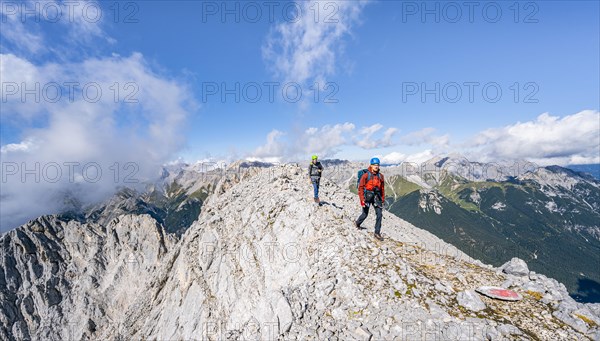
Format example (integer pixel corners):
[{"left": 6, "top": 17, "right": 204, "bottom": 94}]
[
  {"left": 567, "top": 164, "right": 600, "bottom": 180},
  {"left": 360, "top": 156, "right": 600, "bottom": 303}
]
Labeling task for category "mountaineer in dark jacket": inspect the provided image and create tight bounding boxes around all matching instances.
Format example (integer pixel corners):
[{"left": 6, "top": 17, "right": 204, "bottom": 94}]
[
  {"left": 308, "top": 155, "right": 323, "bottom": 203},
  {"left": 355, "top": 157, "right": 385, "bottom": 241}
]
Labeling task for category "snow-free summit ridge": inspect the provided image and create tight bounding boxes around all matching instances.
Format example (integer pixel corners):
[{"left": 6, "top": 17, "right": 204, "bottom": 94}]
[{"left": 1, "top": 163, "right": 599, "bottom": 340}]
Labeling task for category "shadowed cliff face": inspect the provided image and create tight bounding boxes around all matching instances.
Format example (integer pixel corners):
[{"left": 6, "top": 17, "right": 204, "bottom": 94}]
[
  {"left": 1, "top": 164, "right": 599, "bottom": 340},
  {"left": 0, "top": 213, "right": 174, "bottom": 340}
]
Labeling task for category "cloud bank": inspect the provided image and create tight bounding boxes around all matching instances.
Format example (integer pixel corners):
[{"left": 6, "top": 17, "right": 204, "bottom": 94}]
[
  {"left": 249, "top": 122, "right": 398, "bottom": 162},
  {"left": 1, "top": 52, "right": 195, "bottom": 230},
  {"left": 465, "top": 110, "right": 600, "bottom": 166},
  {"left": 248, "top": 111, "right": 599, "bottom": 167}
]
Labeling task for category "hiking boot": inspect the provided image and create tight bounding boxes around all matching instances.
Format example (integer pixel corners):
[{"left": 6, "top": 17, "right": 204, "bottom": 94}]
[
  {"left": 355, "top": 221, "right": 362, "bottom": 229},
  {"left": 374, "top": 233, "right": 384, "bottom": 241},
  {"left": 314, "top": 198, "right": 319, "bottom": 203}
]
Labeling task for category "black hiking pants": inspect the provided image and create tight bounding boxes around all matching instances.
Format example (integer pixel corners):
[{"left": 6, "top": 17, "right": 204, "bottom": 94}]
[{"left": 356, "top": 204, "right": 382, "bottom": 234}]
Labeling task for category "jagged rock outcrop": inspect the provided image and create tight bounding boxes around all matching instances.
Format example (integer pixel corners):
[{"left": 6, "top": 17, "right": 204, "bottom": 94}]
[
  {"left": 0, "top": 214, "right": 174, "bottom": 340},
  {"left": 1, "top": 163, "right": 599, "bottom": 340},
  {"left": 417, "top": 190, "right": 444, "bottom": 215}
]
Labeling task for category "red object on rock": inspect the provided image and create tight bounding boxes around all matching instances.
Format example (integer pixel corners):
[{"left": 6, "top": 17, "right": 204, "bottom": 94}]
[
  {"left": 490, "top": 288, "right": 519, "bottom": 298},
  {"left": 475, "top": 286, "right": 523, "bottom": 301}
]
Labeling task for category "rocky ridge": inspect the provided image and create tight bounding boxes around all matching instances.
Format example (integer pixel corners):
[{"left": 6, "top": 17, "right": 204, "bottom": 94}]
[{"left": 1, "top": 163, "right": 599, "bottom": 340}]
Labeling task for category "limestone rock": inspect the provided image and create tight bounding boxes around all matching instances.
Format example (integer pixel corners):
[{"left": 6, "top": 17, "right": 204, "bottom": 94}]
[
  {"left": 457, "top": 290, "right": 486, "bottom": 312},
  {"left": 353, "top": 326, "right": 373, "bottom": 341},
  {"left": 500, "top": 258, "right": 529, "bottom": 277}
]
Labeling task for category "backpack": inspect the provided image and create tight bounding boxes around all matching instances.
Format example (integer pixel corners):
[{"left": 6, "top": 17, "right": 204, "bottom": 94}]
[
  {"left": 356, "top": 169, "right": 382, "bottom": 189},
  {"left": 309, "top": 162, "right": 322, "bottom": 177}
]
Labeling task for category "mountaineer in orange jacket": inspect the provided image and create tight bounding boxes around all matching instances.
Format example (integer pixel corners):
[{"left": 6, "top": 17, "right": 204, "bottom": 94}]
[{"left": 355, "top": 157, "right": 385, "bottom": 241}]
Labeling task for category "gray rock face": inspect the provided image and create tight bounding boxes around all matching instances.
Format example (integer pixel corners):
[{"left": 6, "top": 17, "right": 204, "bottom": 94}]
[
  {"left": 457, "top": 290, "right": 486, "bottom": 312},
  {"left": 1, "top": 163, "right": 599, "bottom": 340},
  {"left": 0, "top": 213, "right": 173, "bottom": 340}
]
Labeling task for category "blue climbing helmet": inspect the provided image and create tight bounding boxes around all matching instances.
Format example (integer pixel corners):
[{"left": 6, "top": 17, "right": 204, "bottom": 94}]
[{"left": 356, "top": 157, "right": 383, "bottom": 189}]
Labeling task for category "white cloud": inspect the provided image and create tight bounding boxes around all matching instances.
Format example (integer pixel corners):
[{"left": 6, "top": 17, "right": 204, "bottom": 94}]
[
  {"left": 0, "top": 0, "right": 109, "bottom": 58},
  {"left": 249, "top": 122, "right": 403, "bottom": 161},
  {"left": 405, "top": 149, "right": 436, "bottom": 164},
  {"left": 250, "top": 122, "right": 356, "bottom": 161},
  {"left": 0, "top": 9, "right": 44, "bottom": 54},
  {"left": 360, "top": 123, "right": 383, "bottom": 136},
  {"left": 400, "top": 127, "right": 450, "bottom": 148},
  {"left": 245, "top": 156, "right": 283, "bottom": 164},
  {"left": 252, "top": 130, "right": 286, "bottom": 160},
  {"left": 0, "top": 53, "right": 195, "bottom": 230},
  {"left": 0, "top": 139, "right": 38, "bottom": 154},
  {"left": 466, "top": 110, "right": 600, "bottom": 166},
  {"left": 0, "top": 53, "right": 49, "bottom": 119},
  {"left": 248, "top": 111, "right": 599, "bottom": 167},
  {"left": 0, "top": 1, "right": 198, "bottom": 231},
  {"left": 262, "top": 0, "right": 368, "bottom": 86},
  {"left": 377, "top": 111, "right": 600, "bottom": 167},
  {"left": 355, "top": 124, "right": 398, "bottom": 149},
  {"left": 381, "top": 149, "right": 436, "bottom": 165},
  {"left": 380, "top": 151, "right": 406, "bottom": 164},
  {"left": 300, "top": 122, "right": 355, "bottom": 157}
]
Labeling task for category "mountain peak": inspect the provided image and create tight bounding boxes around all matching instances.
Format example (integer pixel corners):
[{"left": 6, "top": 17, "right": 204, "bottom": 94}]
[{"left": 545, "top": 165, "right": 598, "bottom": 182}]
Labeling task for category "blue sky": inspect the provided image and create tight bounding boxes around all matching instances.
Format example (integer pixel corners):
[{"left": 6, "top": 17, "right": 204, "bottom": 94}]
[
  {"left": 1, "top": 0, "right": 599, "bottom": 165},
  {"left": 119, "top": 0, "right": 599, "bottom": 163}
]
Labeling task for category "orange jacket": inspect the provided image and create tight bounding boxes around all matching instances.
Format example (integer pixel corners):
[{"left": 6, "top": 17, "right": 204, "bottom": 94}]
[{"left": 358, "top": 166, "right": 385, "bottom": 204}]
